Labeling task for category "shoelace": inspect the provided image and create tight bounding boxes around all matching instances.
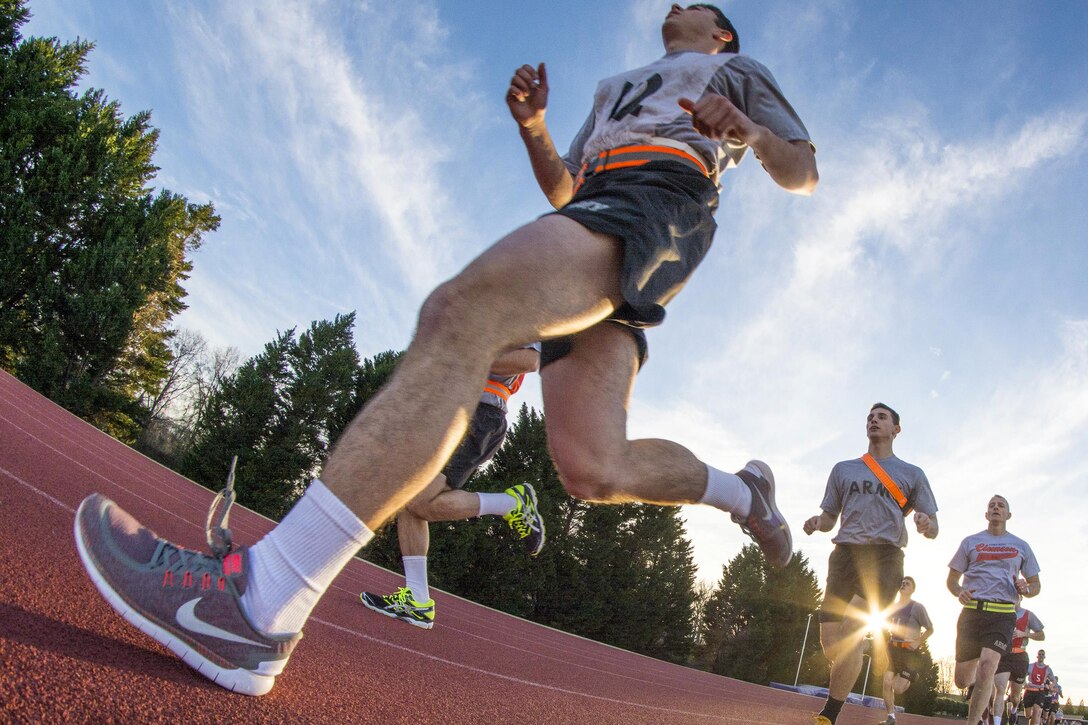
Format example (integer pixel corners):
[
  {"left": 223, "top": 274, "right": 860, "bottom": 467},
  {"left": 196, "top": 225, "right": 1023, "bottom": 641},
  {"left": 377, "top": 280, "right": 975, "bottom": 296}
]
[
  {"left": 149, "top": 457, "right": 240, "bottom": 580},
  {"left": 150, "top": 538, "right": 224, "bottom": 578},
  {"left": 386, "top": 588, "right": 429, "bottom": 611}
]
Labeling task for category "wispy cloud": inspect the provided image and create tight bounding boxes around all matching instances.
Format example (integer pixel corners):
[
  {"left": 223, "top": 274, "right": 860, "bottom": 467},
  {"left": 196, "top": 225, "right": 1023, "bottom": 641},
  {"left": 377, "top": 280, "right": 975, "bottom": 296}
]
[{"left": 689, "top": 109, "right": 1088, "bottom": 441}]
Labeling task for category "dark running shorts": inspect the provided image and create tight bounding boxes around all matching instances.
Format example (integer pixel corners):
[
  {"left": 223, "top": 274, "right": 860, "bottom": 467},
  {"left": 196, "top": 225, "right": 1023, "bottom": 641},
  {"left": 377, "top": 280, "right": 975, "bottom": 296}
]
[
  {"left": 442, "top": 402, "right": 508, "bottom": 489},
  {"left": 1023, "top": 689, "right": 1047, "bottom": 709},
  {"left": 541, "top": 321, "right": 649, "bottom": 371},
  {"left": 997, "top": 650, "right": 1029, "bottom": 681},
  {"left": 955, "top": 607, "right": 1014, "bottom": 662},
  {"left": 542, "top": 160, "right": 718, "bottom": 369},
  {"left": 887, "top": 645, "right": 923, "bottom": 683},
  {"left": 1044, "top": 697, "right": 1060, "bottom": 713},
  {"left": 819, "top": 544, "right": 904, "bottom": 623}
]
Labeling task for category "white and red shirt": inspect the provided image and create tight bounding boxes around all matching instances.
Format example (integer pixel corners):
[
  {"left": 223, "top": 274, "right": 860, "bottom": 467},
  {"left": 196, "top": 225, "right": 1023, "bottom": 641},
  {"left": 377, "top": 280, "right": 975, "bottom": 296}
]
[
  {"left": 948, "top": 529, "right": 1040, "bottom": 603},
  {"left": 1026, "top": 661, "right": 1054, "bottom": 691}
]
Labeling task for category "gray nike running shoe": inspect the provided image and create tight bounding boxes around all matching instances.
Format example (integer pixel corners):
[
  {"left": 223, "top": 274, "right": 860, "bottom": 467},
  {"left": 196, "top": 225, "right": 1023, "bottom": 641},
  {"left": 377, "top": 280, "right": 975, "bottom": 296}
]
[
  {"left": 730, "top": 460, "right": 793, "bottom": 568},
  {"left": 503, "top": 483, "right": 546, "bottom": 556},
  {"left": 73, "top": 487, "right": 300, "bottom": 696}
]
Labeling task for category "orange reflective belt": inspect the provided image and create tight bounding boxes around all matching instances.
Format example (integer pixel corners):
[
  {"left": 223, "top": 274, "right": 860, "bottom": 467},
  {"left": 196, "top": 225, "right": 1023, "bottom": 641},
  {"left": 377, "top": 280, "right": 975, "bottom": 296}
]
[
  {"left": 572, "top": 144, "right": 710, "bottom": 194},
  {"left": 483, "top": 381, "right": 513, "bottom": 401},
  {"left": 860, "top": 453, "right": 913, "bottom": 515},
  {"left": 483, "top": 373, "right": 525, "bottom": 402}
]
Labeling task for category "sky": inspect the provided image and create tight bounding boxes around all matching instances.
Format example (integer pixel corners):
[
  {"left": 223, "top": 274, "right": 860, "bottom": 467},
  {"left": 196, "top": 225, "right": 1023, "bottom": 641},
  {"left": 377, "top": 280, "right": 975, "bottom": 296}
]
[{"left": 24, "top": 0, "right": 1088, "bottom": 703}]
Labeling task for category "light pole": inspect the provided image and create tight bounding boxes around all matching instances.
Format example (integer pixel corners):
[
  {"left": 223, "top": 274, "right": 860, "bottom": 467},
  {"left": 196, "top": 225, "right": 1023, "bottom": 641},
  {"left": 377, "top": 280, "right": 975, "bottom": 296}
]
[
  {"left": 794, "top": 612, "right": 814, "bottom": 687},
  {"left": 861, "top": 633, "right": 874, "bottom": 700}
]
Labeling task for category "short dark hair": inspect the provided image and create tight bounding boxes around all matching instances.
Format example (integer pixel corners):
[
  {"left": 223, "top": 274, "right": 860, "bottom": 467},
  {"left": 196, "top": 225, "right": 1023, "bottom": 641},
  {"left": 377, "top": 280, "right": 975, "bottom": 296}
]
[
  {"left": 870, "top": 402, "right": 900, "bottom": 426},
  {"left": 689, "top": 4, "right": 739, "bottom": 53},
  {"left": 902, "top": 576, "right": 916, "bottom": 588}
]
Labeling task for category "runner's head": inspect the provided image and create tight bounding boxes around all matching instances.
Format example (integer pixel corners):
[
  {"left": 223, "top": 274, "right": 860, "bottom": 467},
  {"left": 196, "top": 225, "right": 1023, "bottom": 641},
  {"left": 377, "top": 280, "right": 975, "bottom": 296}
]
[
  {"left": 987, "top": 494, "right": 1011, "bottom": 525},
  {"left": 662, "top": 4, "right": 739, "bottom": 54},
  {"left": 867, "top": 403, "right": 901, "bottom": 440},
  {"left": 1037, "top": 649, "right": 1046, "bottom": 661},
  {"left": 900, "top": 576, "right": 916, "bottom": 594}
]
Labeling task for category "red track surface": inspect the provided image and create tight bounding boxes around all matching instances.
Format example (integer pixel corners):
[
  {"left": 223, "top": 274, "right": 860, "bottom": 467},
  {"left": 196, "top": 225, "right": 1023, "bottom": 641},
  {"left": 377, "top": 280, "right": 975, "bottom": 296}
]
[{"left": 0, "top": 369, "right": 962, "bottom": 724}]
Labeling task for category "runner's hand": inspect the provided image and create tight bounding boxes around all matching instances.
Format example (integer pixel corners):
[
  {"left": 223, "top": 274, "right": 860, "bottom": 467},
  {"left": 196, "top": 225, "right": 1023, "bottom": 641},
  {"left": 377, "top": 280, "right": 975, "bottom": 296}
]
[
  {"left": 507, "top": 63, "right": 548, "bottom": 130},
  {"left": 802, "top": 515, "right": 820, "bottom": 535},
  {"left": 958, "top": 587, "right": 975, "bottom": 606},
  {"left": 678, "top": 94, "right": 761, "bottom": 147},
  {"left": 913, "top": 511, "right": 935, "bottom": 537}
]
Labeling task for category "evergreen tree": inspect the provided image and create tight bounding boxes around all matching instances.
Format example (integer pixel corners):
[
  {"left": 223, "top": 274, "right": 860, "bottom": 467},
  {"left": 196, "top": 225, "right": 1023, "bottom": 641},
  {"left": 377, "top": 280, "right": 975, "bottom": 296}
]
[
  {"left": 901, "top": 642, "right": 939, "bottom": 715},
  {"left": 698, "top": 544, "right": 825, "bottom": 685},
  {"left": 361, "top": 403, "right": 700, "bottom": 664},
  {"left": 0, "top": 0, "right": 219, "bottom": 440},
  {"left": 181, "top": 315, "right": 359, "bottom": 518}
]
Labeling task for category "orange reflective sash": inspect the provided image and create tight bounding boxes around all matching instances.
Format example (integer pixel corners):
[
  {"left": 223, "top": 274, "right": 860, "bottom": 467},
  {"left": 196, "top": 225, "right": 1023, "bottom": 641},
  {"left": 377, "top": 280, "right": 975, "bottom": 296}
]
[{"left": 860, "top": 453, "right": 913, "bottom": 515}]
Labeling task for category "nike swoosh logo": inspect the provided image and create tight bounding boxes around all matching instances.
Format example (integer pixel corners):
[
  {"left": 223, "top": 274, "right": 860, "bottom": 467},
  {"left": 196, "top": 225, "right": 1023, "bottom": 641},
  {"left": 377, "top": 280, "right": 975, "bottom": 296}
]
[{"left": 176, "top": 598, "right": 271, "bottom": 648}]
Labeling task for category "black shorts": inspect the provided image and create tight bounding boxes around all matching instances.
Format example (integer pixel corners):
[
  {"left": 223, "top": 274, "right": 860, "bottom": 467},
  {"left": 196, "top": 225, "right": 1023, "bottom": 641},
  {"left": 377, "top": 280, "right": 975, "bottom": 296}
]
[
  {"left": 887, "top": 645, "right": 923, "bottom": 683},
  {"left": 442, "top": 402, "right": 507, "bottom": 489},
  {"left": 1044, "top": 698, "right": 1060, "bottom": 713},
  {"left": 544, "top": 161, "right": 718, "bottom": 368},
  {"left": 997, "top": 650, "right": 1029, "bottom": 681},
  {"left": 818, "top": 544, "right": 903, "bottom": 623},
  {"left": 1023, "top": 689, "right": 1047, "bottom": 709},
  {"left": 955, "top": 607, "right": 1014, "bottom": 662},
  {"left": 541, "top": 322, "right": 649, "bottom": 371}
]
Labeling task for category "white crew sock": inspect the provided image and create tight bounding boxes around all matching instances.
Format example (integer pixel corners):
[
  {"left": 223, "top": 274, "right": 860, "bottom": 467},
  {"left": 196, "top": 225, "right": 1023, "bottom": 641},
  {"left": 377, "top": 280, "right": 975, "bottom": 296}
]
[
  {"left": 242, "top": 479, "right": 373, "bottom": 635},
  {"left": 993, "top": 715, "right": 1002, "bottom": 725},
  {"left": 477, "top": 491, "right": 516, "bottom": 517},
  {"left": 402, "top": 555, "right": 430, "bottom": 603},
  {"left": 699, "top": 465, "right": 753, "bottom": 516}
]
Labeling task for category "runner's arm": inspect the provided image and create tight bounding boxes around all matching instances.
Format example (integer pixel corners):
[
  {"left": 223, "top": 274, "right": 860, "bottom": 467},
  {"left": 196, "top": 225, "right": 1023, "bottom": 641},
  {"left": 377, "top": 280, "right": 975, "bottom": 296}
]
[
  {"left": 1017, "top": 574, "right": 1042, "bottom": 598},
  {"left": 913, "top": 511, "right": 939, "bottom": 539},
  {"left": 488, "top": 347, "right": 541, "bottom": 376},
  {"left": 508, "top": 63, "right": 575, "bottom": 209},
  {"left": 678, "top": 95, "right": 818, "bottom": 195},
  {"left": 802, "top": 510, "right": 836, "bottom": 535},
  {"left": 946, "top": 567, "right": 973, "bottom": 604}
]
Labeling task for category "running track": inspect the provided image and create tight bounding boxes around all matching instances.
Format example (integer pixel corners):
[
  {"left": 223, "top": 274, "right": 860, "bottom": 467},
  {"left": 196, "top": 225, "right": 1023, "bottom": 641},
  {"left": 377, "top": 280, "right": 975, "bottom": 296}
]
[{"left": 0, "top": 369, "right": 962, "bottom": 724}]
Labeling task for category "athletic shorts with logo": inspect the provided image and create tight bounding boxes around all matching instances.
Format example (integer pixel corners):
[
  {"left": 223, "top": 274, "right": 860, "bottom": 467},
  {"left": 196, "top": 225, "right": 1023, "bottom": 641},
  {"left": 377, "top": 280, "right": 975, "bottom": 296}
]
[
  {"left": 888, "top": 645, "right": 924, "bottom": 683},
  {"left": 818, "top": 543, "right": 903, "bottom": 623},
  {"left": 541, "top": 161, "right": 718, "bottom": 371},
  {"left": 442, "top": 403, "right": 507, "bottom": 489},
  {"left": 955, "top": 607, "right": 1014, "bottom": 662},
  {"left": 997, "top": 650, "right": 1029, "bottom": 681}
]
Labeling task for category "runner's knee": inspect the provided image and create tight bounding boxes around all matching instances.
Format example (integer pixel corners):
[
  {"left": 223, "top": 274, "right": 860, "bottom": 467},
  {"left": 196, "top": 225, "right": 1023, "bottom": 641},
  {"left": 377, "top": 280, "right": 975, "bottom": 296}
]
[
  {"left": 416, "top": 278, "right": 511, "bottom": 351},
  {"left": 552, "top": 452, "right": 630, "bottom": 503}
]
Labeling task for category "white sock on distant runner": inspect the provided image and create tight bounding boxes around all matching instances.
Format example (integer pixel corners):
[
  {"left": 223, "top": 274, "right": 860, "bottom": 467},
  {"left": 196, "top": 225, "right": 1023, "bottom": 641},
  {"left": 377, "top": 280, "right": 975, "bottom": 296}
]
[
  {"left": 402, "top": 556, "right": 430, "bottom": 603},
  {"left": 477, "top": 491, "right": 515, "bottom": 517},
  {"left": 243, "top": 479, "right": 373, "bottom": 635},
  {"left": 993, "top": 716, "right": 1002, "bottom": 725},
  {"left": 699, "top": 465, "right": 752, "bottom": 516}
]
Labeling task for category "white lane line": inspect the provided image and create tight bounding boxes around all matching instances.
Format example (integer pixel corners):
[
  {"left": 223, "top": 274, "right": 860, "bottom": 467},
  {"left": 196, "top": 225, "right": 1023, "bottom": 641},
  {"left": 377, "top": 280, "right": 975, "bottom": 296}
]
[
  {"left": 309, "top": 616, "right": 779, "bottom": 723},
  {"left": 0, "top": 464, "right": 75, "bottom": 514}
]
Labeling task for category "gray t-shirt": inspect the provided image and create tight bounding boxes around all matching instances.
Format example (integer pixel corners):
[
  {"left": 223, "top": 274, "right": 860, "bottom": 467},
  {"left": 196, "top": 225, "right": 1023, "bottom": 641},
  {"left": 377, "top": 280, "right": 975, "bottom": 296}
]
[
  {"left": 821, "top": 456, "right": 938, "bottom": 547},
  {"left": 948, "top": 529, "right": 1041, "bottom": 604},
  {"left": 888, "top": 599, "right": 933, "bottom": 645},
  {"left": 562, "top": 51, "right": 812, "bottom": 184}
]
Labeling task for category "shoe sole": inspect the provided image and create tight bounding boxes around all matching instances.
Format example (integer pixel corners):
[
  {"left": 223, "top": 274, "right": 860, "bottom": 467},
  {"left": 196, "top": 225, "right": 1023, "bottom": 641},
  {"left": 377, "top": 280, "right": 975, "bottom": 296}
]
[
  {"left": 73, "top": 498, "right": 276, "bottom": 696},
  {"left": 747, "top": 460, "right": 793, "bottom": 568},
  {"left": 359, "top": 593, "right": 434, "bottom": 630}
]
